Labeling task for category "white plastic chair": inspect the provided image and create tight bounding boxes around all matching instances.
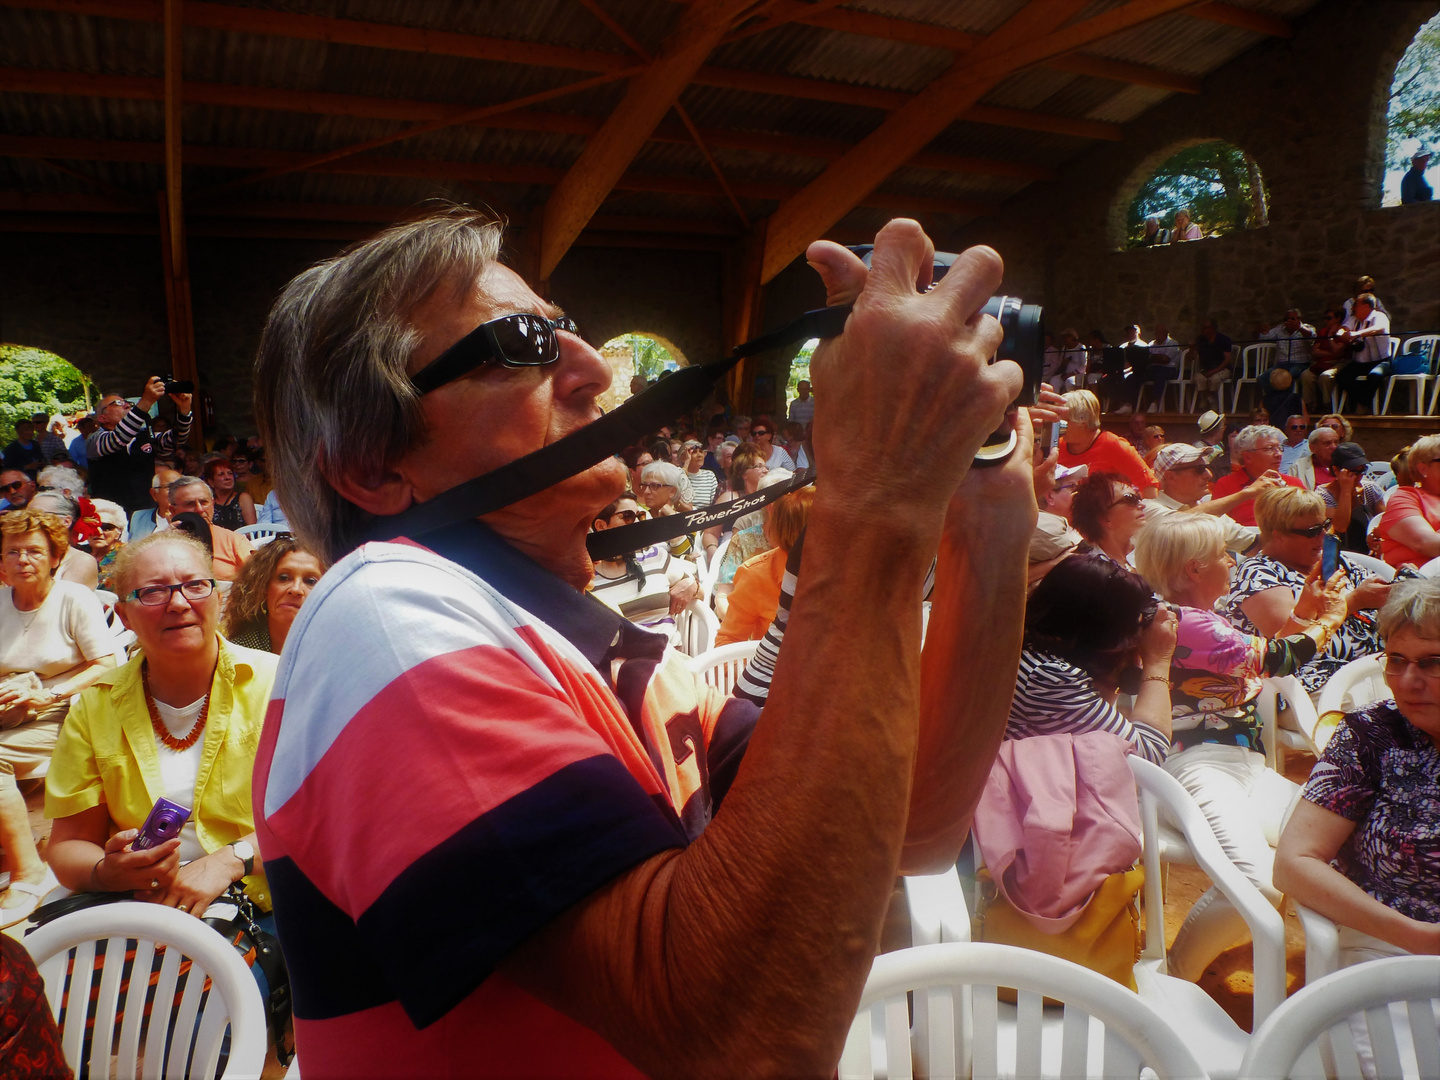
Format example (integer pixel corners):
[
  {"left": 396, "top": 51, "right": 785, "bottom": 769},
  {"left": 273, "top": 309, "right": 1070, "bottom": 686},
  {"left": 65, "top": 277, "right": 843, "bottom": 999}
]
[
  {"left": 1238, "top": 955, "right": 1440, "bottom": 1080},
  {"left": 685, "top": 640, "right": 758, "bottom": 694},
  {"left": 673, "top": 598, "right": 719, "bottom": 657},
  {"left": 1135, "top": 350, "right": 1190, "bottom": 414},
  {"left": 1381, "top": 336, "right": 1439, "bottom": 415},
  {"left": 839, "top": 942, "right": 1209, "bottom": 1080},
  {"left": 1129, "top": 756, "right": 1287, "bottom": 1079},
  {"left": 1315, "top": 654, "right": 1387, "bottom": 754},
  {"left": 1294, "top": 903, "right": 1342, "bottom": 986},
  {"left": 1335, "top": 337, "right": 1398, "bottom": 415},
  {"left": 25, "top": 901, "right": 268, "bottom": 1080},
  {"left": 699, "top": 536, "right": 728, "bottom": 606},
  {"left": 1227, "top": 343, "right": 1275, "bottom": 414},
  {"left": 1421, "top": 555, "right": 1440, "bottom": 578},
  {"left": 1256, "top": 673, "right": 1323, "bottom": 773},
  {"left": 94, "top": 588, "right": 118, "bottom": 615},
  {"left": 235, "top": 524, "right": 278, "bottom": 546},
  {"left": 1344, "top": 550, "right": 1395, "bottom": 581}
]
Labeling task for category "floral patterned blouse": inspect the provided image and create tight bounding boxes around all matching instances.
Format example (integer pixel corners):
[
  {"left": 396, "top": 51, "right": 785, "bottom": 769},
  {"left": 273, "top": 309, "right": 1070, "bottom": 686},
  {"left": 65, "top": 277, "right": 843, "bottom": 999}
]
[
  {"left": 1300, "top": 701, "right": 1440, "bottom": 924},
  {"left": 1221, "top": 553, "right": 1380, "bottom": 693}
]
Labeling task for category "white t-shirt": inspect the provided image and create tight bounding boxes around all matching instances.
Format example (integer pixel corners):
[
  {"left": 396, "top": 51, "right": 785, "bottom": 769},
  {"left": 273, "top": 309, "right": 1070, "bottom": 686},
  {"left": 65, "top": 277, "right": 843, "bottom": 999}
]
[
  {"left": 685, "top": 468, "right": 718, "bottom": 507},
  {"left": 764, "top": 445, "right": 795, "bottom": 471},
  {"left": 152, "top": 695, "right": 208, "bottom": 863},
  {"left": 0, "top": 581, "right": 115, "bottom": 688}
]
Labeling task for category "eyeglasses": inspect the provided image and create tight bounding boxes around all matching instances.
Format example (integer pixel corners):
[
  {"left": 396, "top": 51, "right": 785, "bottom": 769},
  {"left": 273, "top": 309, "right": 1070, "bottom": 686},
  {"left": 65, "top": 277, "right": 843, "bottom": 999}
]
[
  {"left": 1110, "top": 492, "right": 1143, "bottom": 509},
  {"left": 752, "top": 428, "right": 772, "bottom": 437},
  {"left": 126, "top": 578, "right": 216, "bottom": 606},
  {"left": 407, "top": 313, "right": 582, "bottom": 395},
  {"left": 1286, "top": 523, "right": 1327, "bottom": 538},
  {"left": 636, "top": 482, "right": 673, "bottom": 491},
  {"left": 98, "top": 523, "right": 121, "bottom": 533},
  {"left": 613, "top": 509, "right": 648, "bottom": 523},
  {"left": 1381, "top": 653, "right": 1440, "bottom": 680},
  {"left": 0, "top": 480, "right": 26, "bottom": 494}
]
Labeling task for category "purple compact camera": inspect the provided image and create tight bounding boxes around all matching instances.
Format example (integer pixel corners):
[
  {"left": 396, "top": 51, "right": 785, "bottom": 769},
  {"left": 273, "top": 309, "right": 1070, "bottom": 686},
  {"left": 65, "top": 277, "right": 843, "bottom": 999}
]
[{"left": 131, "top": 797, "right": 192, "bottom": 851}]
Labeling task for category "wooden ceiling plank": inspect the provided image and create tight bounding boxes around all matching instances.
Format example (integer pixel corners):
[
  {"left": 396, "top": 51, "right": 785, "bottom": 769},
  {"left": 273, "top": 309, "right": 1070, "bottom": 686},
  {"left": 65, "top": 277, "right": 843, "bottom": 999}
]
[
  {"left": 1047, "top": 53, "right": 1200, "bottom": 93},
  {"left": 162, "top": 0, "right": 181, "bottom": 271},
  {"left": 538, "top": 0, "right": 756, "bottom": 278},
  {"left": 1188, "top": 2, "right": 1292, "bottom": 38}
]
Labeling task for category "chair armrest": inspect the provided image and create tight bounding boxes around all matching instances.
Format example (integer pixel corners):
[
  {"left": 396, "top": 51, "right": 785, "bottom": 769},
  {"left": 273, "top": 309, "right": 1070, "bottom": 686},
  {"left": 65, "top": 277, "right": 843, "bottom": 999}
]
[{"left": 1295, "top": 903, "right": 1340, "bottom": 984}]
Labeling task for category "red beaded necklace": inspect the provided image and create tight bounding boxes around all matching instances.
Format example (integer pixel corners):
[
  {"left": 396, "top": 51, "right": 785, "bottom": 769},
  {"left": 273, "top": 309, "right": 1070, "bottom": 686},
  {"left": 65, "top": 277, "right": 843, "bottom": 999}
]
[{"left": 142, "top": 664, "right": 211, "bottom": 753}]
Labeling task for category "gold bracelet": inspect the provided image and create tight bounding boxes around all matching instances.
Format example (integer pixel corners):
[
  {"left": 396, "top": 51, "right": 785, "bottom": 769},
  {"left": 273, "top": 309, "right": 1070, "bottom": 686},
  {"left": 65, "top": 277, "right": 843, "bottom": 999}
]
[{"left": 1144, "top": 675, "right": 1172, "bottom": 687}]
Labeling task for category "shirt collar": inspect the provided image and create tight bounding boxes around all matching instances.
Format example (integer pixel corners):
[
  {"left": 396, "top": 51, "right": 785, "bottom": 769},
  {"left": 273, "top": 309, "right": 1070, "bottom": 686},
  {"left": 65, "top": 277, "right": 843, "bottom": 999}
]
[{"left": 420, "top": 519, "right": 666, "bottom": 678}]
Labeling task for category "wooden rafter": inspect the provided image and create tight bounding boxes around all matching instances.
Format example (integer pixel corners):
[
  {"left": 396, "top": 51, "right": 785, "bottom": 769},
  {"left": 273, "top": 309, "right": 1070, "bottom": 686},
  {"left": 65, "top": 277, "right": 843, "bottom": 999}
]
[
  {"left": 760, "top": 0, "right": 1203, "bottom": 282},
  {"left": 0, "top": 65, "right": 1113, "bottom": 156},
  {"left": 0, "top": 0, "right": 1213, "bottom": 113},
  {"left": 1189, "top": 2, "right": 1293, "bottom": 38},
  {"left": 0, "top": 136, "right": 1000, "bottom": 216},
  {"left": 538, "top": 0, "right": 756, "bottom": 279}
]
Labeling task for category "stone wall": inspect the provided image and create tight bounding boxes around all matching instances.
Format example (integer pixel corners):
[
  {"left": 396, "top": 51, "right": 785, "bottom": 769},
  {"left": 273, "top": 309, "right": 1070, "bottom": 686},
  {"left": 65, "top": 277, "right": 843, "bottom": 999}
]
[{"left": 954, "top": 0, "right": 1440, "bottom": 345}]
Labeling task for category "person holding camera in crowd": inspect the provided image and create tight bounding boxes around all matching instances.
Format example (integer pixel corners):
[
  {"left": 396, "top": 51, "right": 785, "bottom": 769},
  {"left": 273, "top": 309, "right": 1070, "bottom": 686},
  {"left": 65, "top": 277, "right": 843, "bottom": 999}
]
[
  {"left": 87, "top": 377, "right": 194, "bottom": 516},
  {"left": 249, "top": 209, "right": 1034, "bottom": 1077}
]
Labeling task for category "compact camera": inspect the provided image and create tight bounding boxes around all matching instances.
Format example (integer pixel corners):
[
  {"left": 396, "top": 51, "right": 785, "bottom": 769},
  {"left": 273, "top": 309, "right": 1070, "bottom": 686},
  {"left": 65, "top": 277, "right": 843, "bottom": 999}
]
[
  {"left": 132, "top": 796, "right": 192, "bottom": 850},
  {"left": 161, "top": 375, "right": 195, "bottom": 395}
]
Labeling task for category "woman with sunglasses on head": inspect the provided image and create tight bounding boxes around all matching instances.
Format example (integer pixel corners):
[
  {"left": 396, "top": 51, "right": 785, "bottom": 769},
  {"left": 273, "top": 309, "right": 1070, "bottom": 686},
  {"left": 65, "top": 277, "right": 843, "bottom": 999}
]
[
  {"left": 1134, "top": 512, "right": 1351, "bottom": 979},
  {"left": 1221, "top": 487, "right": 1389, "bottom": 694},
  {"left": 88, "top": 498, "right": 128, "bottom": 591},
  {"left": 1275, "top": 577, "right": 1440, "bottom": 966},
  {"left": 221, "top": 535, "right": 326, "bottom": 654},
  {"left": 589, "top": 496, "right": 699, "bottom": 642},
  {"left": 45, "top": 531, "right": 277, "bottom": 939},
  {"left": 1071, "top": 472, "right": 1146, "bottom": 566},
  {"left": 0, "top": 508, "right": 116, "bottom": 925}
]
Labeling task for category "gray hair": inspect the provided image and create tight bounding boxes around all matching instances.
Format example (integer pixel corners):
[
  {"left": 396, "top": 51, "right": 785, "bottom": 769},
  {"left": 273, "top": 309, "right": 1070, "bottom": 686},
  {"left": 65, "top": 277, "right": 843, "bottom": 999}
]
[
  {"left": 640, "top": 461, "right": 692, "bottom": 507},
  {"left": 90, "top": 498, "right": 128, "bottom": 534},
  {"left": 29, "top": 490, "right": 79, "bottom": 525},
  {"left": 37, "top": 466, "right": 84, "bottom": 496},
  {"left": 1233, "top": 425, "right": 1284, "bottom": 456},
  {"left": 168, "top": 475, "right": 212, "bottom": 502},
  {"left": 1377, "top": 576, "right": 1440, "bottom": 644},
  {"left": 1308, "top": 426, "right": 1338, "bottom": 449},
  {"left": 253, "top": 205, "right": 504, "bottom": 564}
]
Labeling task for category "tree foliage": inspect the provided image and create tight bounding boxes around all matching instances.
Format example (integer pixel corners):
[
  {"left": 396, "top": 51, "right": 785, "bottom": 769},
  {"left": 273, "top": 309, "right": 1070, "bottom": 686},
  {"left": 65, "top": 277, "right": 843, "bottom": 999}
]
[
  {"left": 0, "top": 344, "right": 91, "bottom": 445},
  {"left": 606, "top": 333, "right": 679, "bottom": 383},
  {"left": 1386, "top": 12, "right": 1440, "bottom": 171},
  {"left": 1125, "top": 141, "right": 1269, "bottom": 248}
]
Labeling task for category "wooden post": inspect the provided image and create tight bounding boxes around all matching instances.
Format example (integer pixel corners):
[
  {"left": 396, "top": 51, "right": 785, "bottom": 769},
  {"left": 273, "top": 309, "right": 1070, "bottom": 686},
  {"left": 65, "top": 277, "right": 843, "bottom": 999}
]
[
  {"left": 161, "top": 0, "right": 201, "bottom": 447},
  {"left": 723, "top": 220, "right": 767, "bottom": 414}
]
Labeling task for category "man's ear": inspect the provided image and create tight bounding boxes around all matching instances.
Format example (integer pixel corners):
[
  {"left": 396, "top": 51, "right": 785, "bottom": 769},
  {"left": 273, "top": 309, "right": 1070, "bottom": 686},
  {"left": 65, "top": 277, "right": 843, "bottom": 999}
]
[{"left": 318, "top": 450, "right": 415, "bottom": 517}]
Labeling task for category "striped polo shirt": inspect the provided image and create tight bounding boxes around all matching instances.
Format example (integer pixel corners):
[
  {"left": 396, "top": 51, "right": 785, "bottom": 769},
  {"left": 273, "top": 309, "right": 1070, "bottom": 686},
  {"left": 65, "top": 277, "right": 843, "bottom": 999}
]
[{"left": 254, "top": 521, "right": 758, "bottom": 1078}]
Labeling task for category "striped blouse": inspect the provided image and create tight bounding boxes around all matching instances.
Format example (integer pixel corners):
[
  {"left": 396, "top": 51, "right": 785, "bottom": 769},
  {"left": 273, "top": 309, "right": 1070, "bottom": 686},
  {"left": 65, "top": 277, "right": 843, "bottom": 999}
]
[{"left": 1006, "top": 648, "right": 1169, "bottom": 764}]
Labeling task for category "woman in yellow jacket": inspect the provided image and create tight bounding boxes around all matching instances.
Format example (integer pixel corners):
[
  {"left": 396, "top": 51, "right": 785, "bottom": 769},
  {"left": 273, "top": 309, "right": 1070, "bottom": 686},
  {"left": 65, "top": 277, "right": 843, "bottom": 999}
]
[{"left": 45, "top": 530, "right": 278, "bottom": 917}]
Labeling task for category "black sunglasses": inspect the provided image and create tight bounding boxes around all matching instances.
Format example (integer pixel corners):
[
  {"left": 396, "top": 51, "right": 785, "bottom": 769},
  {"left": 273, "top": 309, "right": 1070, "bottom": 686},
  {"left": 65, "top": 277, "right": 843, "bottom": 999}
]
[
  {"left": 1287, "top": 523, "right": 1327, "bottom": 538},
  {"left": 1110, "top": 492, "right": 1144, "bottom": 509},
  {"left": 0, "top": 480, "right": 26, "bottom": 494},
  {"left": 408, "top": 313, "right": 582, "bottom": 395}
]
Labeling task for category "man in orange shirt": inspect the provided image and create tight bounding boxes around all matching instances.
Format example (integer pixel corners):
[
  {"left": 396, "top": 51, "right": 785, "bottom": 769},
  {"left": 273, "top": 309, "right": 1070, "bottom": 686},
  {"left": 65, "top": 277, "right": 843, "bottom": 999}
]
[
  {"left": 1208, "top": 424, "right": 1306, "bottom": 528},
  {"left": 166, "top": 476, "right": 254, "bottom": 580},
  {"left": 1057, "top": 389, "right": 1157, "bottom": 496}
]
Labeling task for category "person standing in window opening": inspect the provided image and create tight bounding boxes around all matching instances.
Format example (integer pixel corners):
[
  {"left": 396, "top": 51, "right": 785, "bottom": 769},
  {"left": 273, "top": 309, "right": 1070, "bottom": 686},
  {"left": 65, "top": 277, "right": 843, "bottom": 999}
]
[
  {"left": 1141, "top": 216, "right": 1169, "bottom": 246},
  {"left": 787, "top": 379, "right": 814, "bottom": 430},
  {"left": 1401, "top": 146, "right": 1433, "bottom": 204},
  {"left": 1169, "top": 207, "right": 1202, "bottom": 243}
]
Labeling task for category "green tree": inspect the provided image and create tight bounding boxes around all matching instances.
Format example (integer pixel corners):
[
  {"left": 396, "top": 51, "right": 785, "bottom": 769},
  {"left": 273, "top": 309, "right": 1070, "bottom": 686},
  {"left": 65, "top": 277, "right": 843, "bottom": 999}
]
[
  {"left": 1125, "top": 142, "right": 1269, "bottom": 248},
  {"left": 0, "top": 345, "right": 91, "bottom": 445},
  {"left": 623, "top": 334, "right": 676, "bottom": 382},
  {"left": 1386, "top": 12, "right": 1440, "bottom": 172},
  {"left": 785, "top": 339, "right": 815, "bottom": 408}
]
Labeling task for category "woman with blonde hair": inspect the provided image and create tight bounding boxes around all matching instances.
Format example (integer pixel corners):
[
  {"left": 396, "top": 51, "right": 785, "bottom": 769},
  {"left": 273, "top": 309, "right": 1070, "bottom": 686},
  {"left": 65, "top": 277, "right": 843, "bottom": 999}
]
[
  {"left": 1134, "top": 510, "right": 1351, "bottom": 979},
  {"left": 716, "top": 486, "right": 815, "bottom": 645},
  {"left": 221, "top": 535, "right": 326, "bottom": 653},
  {"left": 1377, "top": 434, "right": 1440, "bottom": 569},
  {"left": 1222, "top": 486, "right": 1388, "bottom": 692}
]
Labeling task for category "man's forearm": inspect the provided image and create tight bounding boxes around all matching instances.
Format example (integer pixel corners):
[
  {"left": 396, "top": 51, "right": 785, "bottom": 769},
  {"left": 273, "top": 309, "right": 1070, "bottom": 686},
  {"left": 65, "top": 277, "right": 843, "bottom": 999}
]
[
  {"left": 87, "top": 406, "right": 148, "bottom": 457},
  {"left": 1204, "top": 486, "right": 1256, "bottom": 517},
  {"left": 506, "top": 499, "right": 939, "bottom": 1077},
  {"left": 903, "top": 513, "right": 1028, "bottom": 871}
]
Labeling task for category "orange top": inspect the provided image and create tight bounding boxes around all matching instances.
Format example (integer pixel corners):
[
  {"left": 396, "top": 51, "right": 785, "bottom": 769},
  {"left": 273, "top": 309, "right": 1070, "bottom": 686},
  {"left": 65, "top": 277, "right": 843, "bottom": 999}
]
[
  {"left": 1057, "top": 431, "right": 1157, "bottom": 492},
  {"left": 716, "top": 547, "right": 786, "bottom": 646},
  {"left": 1380, "top": 486, "right": 1440, "bottom": 568},
  {"left": 208, "top": 524, "right": 254, "bottom": 581}
]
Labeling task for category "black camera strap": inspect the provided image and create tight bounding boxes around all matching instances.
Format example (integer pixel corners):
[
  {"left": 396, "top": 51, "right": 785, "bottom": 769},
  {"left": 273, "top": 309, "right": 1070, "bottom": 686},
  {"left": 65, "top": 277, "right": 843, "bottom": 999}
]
[{"left": 357, "top": 305, "right": 849, "bottom": 548}]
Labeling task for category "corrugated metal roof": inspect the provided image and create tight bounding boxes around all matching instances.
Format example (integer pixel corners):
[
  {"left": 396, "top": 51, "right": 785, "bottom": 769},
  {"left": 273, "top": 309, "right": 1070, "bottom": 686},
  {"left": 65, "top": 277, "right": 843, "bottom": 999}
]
[{"left": 0, "top": 0, "right": 1325, "bottom": 240}]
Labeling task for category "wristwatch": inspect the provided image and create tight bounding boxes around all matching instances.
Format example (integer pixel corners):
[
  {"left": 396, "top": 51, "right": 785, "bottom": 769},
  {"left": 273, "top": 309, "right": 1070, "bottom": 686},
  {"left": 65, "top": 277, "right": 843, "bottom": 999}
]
[{"left": 230, "top": 840, "right": 255, "bottom": 877}]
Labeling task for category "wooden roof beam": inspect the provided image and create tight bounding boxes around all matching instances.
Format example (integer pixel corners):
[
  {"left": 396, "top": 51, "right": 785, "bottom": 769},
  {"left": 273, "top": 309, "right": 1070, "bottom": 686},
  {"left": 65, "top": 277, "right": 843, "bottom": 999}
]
[
  {"left": 0, "top": 135, "right": 997, "bottom": 216},
  {"left": 1189, "top": 2, "right": 1292, "bottom": 38},
  {"left": 760, "top": 0, "right": 1199, "bottom": 282},
  {"left": 537, "top": 0, "right": 763, "bottom": 278}
]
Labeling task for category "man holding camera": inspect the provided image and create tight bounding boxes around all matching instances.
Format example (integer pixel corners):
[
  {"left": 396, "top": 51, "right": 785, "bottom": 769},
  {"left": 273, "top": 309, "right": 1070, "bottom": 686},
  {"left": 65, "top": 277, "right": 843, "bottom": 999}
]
[
  {"left": 86, "top": 377, "right": 193, "bottom": 514},
  {"left": 251, "top": 211, "right": 1033, "bottom": 1077}
]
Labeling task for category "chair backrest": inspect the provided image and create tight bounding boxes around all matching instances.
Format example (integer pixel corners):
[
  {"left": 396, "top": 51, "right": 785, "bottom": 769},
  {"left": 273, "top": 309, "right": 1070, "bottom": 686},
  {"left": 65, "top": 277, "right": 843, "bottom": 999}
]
[
  {"left": 25, "top": 901, "right": 268, "bottom": 1080},
  {"left": 1365, "top": 460, "right": 1395, "bottom": 485},
  {"left": 1243, "top": 341, "right": 1275, "bottom": 375},
  {"left": 685, "top": 640, "right": 759, "bottom": 694},
  {"left": 674, "top": 598, "right": 719, "bottom": 657},
  {"left": 1128, "top": 756, "right": 1287, "bottom": 1026},
  {"left": 1239, "top": 955, "right": 1440, "bottom": 1080},
  {"left": 1315, "top": 654, "right": 1388, "bottom": 727},
  {"left": 234, "top": 524, "right": 278, "bottom": 545},
  {"left": 839, "top": 942, "right": 1209, "bottom": 1080},
  {"left": 1345, "top": 551, "right": 1395, "bottom": 581},
  {"left": 699, "top": 536, "right": 729, "bottom": 601},
  {"left": 1399, "top": 334, "right": 1440, "bottom": 371},
  {"left": 1256, "top": 673, "right": 1323, "bottom": 764}
]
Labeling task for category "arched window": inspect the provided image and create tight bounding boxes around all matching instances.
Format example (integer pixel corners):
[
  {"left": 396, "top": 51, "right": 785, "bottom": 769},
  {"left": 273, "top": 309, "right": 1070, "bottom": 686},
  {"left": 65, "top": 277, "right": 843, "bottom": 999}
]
[
  {"left": 596, "top": 332, "right": 688, "bottom": 409},
  {"left": 1383, "top": 11, "right": 1439, "bottom": 206},
  {"left": 1123, "top": 141, "right": 1269, "bottom": 249},
  {"left": 0, "top": 344, "right": 93, "bottom": 446}
]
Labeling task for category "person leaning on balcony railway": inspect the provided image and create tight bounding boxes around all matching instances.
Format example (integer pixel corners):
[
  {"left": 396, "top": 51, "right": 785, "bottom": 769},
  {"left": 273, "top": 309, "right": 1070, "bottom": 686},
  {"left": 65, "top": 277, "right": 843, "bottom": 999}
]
[{"left": 247, "top": 208, "right": 1036, "bottom": 1078}]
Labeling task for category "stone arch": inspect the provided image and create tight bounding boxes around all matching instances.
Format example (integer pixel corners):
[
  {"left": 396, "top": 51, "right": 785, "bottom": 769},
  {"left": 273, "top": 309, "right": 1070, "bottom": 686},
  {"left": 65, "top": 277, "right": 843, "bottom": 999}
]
[
  {"left": 596, "top": 331, "right": 690, "bottom": 412},
  {"left": 1108, "top": 138, "right": 1270, "bottom": 252},
  {"left": 0, "top": 343, "right": 95, "bottom": 444},
  {"left": 1374, "top": 5, "right": 1440, "bottom": 207}
]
